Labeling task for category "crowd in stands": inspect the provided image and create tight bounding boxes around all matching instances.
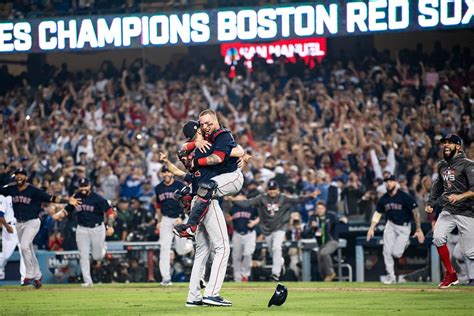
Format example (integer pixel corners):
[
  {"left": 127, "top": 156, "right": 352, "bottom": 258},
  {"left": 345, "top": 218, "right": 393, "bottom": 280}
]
[{"left": 0, "top": 40, "right": 472, "bottom": 282}]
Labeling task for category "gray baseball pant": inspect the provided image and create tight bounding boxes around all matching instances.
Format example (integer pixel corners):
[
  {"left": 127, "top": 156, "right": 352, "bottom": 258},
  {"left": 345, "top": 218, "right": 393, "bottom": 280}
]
[
  {"left": 433, "top": 211, "right": 474, "bottom": 280},
  {"left": 76, "top": 224, "right": 106, "bottom": 284},
  {"left": 265, "top": 230, "right": 286, "bottom": 277},
  {"left": 383, "top": 221, "right": 411, "bottom": 278},
  {"left": 16, "top": 218, "right": 41, "bottom": 280},
  {"left": 232, "top": 230, "right": 256, "bottom": 281}
]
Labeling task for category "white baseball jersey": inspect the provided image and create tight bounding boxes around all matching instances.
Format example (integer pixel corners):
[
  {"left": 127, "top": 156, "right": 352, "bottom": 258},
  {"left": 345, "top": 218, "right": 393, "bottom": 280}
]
[{"left": 0, "top": 195, "right": 15, "bottom": 223}]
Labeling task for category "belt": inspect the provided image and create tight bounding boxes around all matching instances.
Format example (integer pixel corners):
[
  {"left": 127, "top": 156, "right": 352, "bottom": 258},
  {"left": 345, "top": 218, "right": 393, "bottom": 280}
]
[
  {"left": 16, "top": 218, "right": 37, "bottom": 223},
  {"left": 235, "top": 231, "right": 251, "bottom": 235},
  {"left": 79, "top": 222, "right": 103, "bottom": 228},
  {"left": 391, "top": 221, "right": 410, "bottom": 226}
]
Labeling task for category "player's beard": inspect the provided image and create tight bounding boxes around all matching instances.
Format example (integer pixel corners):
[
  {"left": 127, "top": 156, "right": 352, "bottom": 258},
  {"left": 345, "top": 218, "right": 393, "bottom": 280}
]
[
  {"left": 386, "top": 185, "right": 396, "bottom": 195},
  {"left": 16, "top": 178, "right": 26, "bottom": 186},
  {"left": 78, "top": 188, "right": 90, "bottom": 196},
  {"left": 443, "top": 147, "right": 457, "bottom": 161}
]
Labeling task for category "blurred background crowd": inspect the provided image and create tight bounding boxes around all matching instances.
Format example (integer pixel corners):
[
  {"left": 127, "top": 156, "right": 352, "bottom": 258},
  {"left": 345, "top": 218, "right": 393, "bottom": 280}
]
[{"left": 0, "top": 33, "right": 473, "bottom": 282}]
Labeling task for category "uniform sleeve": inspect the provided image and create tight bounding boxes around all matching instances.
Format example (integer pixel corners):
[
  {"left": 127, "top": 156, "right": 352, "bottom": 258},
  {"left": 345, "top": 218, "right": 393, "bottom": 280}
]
[
  {"left": 34, "top": 187, "right": 53, "bottom": 202},
  {"left": 212, "top": 132, "right": 235, "bottom": 156},
  {"left": 428, "top": 163, "right": 444, "bottom": 206},
  {"left": 65, "top": 204, "right": 75, "bottom": 213},
  {"left": 97, "top": 197, "right": 112, "bottom": 213},
  {"left": 283, "top": 194, "right": 312, "bottom": 204},
  {"left": 375, "top": 198, "right": 385, "bottom": 213},
  {"left": 405, "top": 193, "right": 418, "bottom": 212},
  {"left": 466, "top": 160, "right": 474, "bottom": 191},
  {"left": 233, "top": 196, "right": 261, "bottom": 208}
]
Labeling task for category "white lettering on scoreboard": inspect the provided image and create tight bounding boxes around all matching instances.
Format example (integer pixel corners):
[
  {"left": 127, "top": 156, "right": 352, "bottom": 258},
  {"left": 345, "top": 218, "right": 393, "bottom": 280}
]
[{"left": 0, "top": 0, "right": 472, "bottom": 53}]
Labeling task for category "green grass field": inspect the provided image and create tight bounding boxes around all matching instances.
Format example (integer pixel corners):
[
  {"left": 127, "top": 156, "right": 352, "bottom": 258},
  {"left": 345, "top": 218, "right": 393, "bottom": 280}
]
[{"left": 1, "top": 282, "right": 473, "bottom": 315}]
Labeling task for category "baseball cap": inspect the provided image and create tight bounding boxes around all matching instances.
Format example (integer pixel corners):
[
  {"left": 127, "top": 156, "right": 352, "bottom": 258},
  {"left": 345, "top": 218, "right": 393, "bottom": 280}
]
[
  {"left": 14, "top": 168, "right": 27, "bottom": 176},
  {"left": 161, "top": 165, "right": 171, "bottom": 173},
  {"left": 267, "top": 180, "right": 279, "bottom": 190},
  {"left": 440, "top": 133, "right": 463, "bottom": 146},
  {"left": 383, "top": 174, "right": 397, "bottom": 182},
  {"left": 78, "top": 177, "right": 90, "bottom": 187},
  {"left": 182, "top": 120, "right": 200, "bottom": 140}
]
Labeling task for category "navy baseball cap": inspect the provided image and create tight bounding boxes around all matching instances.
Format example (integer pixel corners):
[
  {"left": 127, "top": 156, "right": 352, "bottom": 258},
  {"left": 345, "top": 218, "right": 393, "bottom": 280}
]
[
  {"left": 267, "top": 180, "right": 279, "bottom": 190},
  {"left": 182, "top": 120, "right": 200, "bottom": 140},
  {"left": 161, "top": 165, "right": 171, "bottom": 173},
  {"left": 14, "top": 168, "right": 27, "bottom": 176},
  {"left": 78, "top": 177, "right": 90, "bottom": 187},
  {"left": 383, "top": 174, "right": 397, "bottom": 182},
  {"left": 440, "top": 133, "right": 463, "bottom": 146}
]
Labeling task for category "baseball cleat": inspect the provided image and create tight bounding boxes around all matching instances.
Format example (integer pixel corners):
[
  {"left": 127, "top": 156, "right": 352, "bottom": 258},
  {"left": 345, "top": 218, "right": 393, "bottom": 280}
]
[
  {"left": 270, "top": 274, "right": 279, "bottom": 282},
  {"left": 81, "top": 282, "right": 93, "bottom": 288},
  {"left": 22, "top": 278, "right": 32, "bottom": 286},
  {"left": 185, "top": 300, "right": 203, "bottom": 307},
  {"left": 439, "top": 272, "right": 458, "bottom": 289},
  {"left": 381, "top": 275, "right": 396, "bottom": 285},
  {"left": 33, "top": 277, "right": 42, "bottom": 289},
  {"left": 466, "top": 279, "right": 474, "bottom": 286},
  {"left": 203, "top": 296, "right": 232, "bottom": 307},
  {"left": 160, "top": 279, "right": 172, "bottom": 286}
]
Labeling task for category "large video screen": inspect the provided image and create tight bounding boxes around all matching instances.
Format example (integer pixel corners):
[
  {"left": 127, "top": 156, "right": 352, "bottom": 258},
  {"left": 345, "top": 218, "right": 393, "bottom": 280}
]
[{"left": 0, "top": 0, "right": 472, "bottom": 53}]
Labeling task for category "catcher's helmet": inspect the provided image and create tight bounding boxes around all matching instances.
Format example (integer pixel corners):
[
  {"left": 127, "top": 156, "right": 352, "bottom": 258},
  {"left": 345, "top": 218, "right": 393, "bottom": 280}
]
[{"left": 268, "top": 283, "right": 288, "bottom": 307}]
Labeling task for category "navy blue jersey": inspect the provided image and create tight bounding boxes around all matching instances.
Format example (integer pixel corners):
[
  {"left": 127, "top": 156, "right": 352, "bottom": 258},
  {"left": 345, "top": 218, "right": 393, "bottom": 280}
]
[
  {"left": 376, "top": 190, "right": 418, "bottom": 225},
  {"left": 209, "top": 129, "right": 238, "bottom": 174},
  {"left": 229, "top": 203, "right": 258, "bottom": 234},
  {"left": 0, "top": 184, "right": 52, "bottom": 221},
  {"left": 154, "top": 180, "right": 185, "bottom": 218},
  {"left": 65, "top": 191, "right": 111, "bottom": 227}
]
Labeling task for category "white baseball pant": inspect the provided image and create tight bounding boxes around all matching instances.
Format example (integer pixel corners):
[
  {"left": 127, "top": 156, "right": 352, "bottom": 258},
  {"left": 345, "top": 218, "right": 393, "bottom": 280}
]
[
  {"left": 0, "top": 222, "right": 26, "bottom": 281},
  {"left": 213, "top": 169, "right": 244, "bottom": 198},
  {"left": 187, "top": 199, "right": 229, "bottom": 302},
  {"left": 76, "top": 224, "right": 106, "bottom": 284},
  {"left": 159, "top": 215, "right": 192, "bottom": 281},
  {"left": 16, "top": 218, "right": 41, "bottom": 280}
]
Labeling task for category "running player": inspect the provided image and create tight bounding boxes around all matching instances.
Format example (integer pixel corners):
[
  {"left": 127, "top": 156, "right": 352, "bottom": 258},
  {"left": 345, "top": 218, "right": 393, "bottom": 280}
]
[
  {"left": 52, "top": 178, "right": 114, "bottom": 287},
  {"left": 0, "top": 168, "right": 80, "bottom": 288},
  {"left": 367, "top": 174, "right": 425, "bottom": 284}
]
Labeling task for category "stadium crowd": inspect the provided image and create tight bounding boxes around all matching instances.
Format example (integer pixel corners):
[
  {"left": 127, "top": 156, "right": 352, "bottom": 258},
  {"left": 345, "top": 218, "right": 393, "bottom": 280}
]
[{"left": 0, "top": 40, "right": 473, "bottom": 283}]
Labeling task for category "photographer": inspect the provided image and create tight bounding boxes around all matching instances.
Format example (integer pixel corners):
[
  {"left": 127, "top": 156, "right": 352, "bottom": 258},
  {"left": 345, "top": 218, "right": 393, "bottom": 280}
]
[{"left": 303, "top": 201, "right": 345, "bottom": 282}]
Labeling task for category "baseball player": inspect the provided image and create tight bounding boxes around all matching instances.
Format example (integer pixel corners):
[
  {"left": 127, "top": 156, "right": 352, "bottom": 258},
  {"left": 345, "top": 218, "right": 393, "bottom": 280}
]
[
  {"left": 172, "top": 117, "right": 246, "bottom": 307},
  {"left": 367, "top": 174, "right": 425, "bottom": 285},
  {"left": 226, "top": 191, "right": 259, "bottom": 282},
  {"left": 425, "top": 134, "right": 474, "bottom": 288},
  {"left": 0, "top": 168, "right": 80, "bottom": 288},
  {"left": 228, "top": 180, "right": 320, "bottom": 282},
  {"left": 52, "top": 178, "right": 114, "bottom": 287},
  {"left": 0, "top": 194, "right": 26, "bottom": 283},
  {"left": 154, "top": 165, "right": 191, "bottom": 286}
]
